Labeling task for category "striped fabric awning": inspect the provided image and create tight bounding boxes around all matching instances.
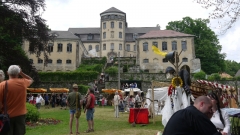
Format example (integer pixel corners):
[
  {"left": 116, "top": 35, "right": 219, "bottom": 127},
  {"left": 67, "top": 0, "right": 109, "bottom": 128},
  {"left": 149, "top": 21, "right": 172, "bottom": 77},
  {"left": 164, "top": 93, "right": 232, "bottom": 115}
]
[{"left": 196, "top": 80, "right": 234, "bottom": 89}]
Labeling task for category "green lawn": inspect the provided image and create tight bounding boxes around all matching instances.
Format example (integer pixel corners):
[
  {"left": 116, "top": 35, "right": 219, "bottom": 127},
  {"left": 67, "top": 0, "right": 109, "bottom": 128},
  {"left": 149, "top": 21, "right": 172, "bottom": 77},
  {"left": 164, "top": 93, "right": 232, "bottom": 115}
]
[{"left": 26, "top": 106, "right": 164, "bottom": 135}]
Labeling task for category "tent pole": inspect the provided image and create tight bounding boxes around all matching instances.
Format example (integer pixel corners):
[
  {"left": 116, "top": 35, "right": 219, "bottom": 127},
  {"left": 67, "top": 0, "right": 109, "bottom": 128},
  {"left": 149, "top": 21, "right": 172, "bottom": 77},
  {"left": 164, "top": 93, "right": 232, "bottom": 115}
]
[{"left": 151, "top": 84, "right": 155, "bottom": 124}]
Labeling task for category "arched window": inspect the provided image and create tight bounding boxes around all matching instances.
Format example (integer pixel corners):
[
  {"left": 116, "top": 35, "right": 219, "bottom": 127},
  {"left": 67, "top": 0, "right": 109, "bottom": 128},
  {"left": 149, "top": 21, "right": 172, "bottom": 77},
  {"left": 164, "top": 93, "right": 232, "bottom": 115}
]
[
  {"left": 89, "top": 45, "right": 92, "bottom": 51},
  {"left": 57, "top": 59, "right": 62, "bottom": 64},
  {"left": 143, "top": 42, "right": 148, "bottom": 51},
  {"left": 48, "top": 59, "right": 52, "bottom": 64},
  {"left": 48, "top": 43, "right": 53, "bottom": 52},
  {"left": 153, "top": 58, "right": 159, "bottom": 63},
  {"left": 182, "top": 58, "right": 188, "bottom": 62},
  {"left": 95, "top": 45, "right": 99, "bottom": 52},
  {"left": 119, "top": 22, "right": 122, "bottom": 28},
  {"left": 181, "top": 41, "right": 187, "bottom": 50},
  {"left": 67, "top": 43, "right": 72, "bottom": 52},
  {"left": 29, "top": 59, "right": 33, "bottom": 64},
  {"left": 66, "top": 59, "right": 71, "bottom": 64},
  {"left": 57, "top": 43, "right": 63, "bottom": 52},
  {"left": 111, "top": 22, "right": 114, "bottom": 28},
  {"left": 172, "top": 41, "right": 177, "bottom": 50},
  {"left": 153, "top": 42, "right": 158, "bottom": 48}
]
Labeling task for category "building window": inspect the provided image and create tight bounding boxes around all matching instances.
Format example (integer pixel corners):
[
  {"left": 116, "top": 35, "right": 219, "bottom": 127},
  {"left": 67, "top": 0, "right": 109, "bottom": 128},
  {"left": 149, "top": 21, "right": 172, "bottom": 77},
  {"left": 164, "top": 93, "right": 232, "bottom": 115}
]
[
  {"left": 103, "top": 44, "right": 106, "bottom": 50},
  {"left": 87, "top": 35, "right": 93, "bottom": 40},
  {"left": 103, "top": 32, "right": 106, "bottom": 39},
  {"left": 111, "top": 15, "right": 114, "bottom": 19},
  {"left": 66, "top": 59, "right": 71, "bottom": 64},
  {"left": 144, "top": 69, "right": 149, "bottom": 73},
  {"left": 67, "top": 43, "right": 72, "bottom": 52},
  {"left": 143, "top": 42, "right": 148, "bottom": 51},
  {"left": 181, "top": 41, "right": 187, "bottom": 50},
  {"left": 119, "top": 32, "right": 122, "bottom": 38},
  {"left": 126, "top": 44, "right": 130, "bottom": 51},
  {"left": 57, "top": 43, "right": 62, "bottom": 52},
  {"left": 48, "top": 43, "right": 53, "bottom": 52},
  {"left": 133, "top": 33, "right": 138, "bottom": 40},
  {"left": 38, "top": 45, "right": 43, "bottom": 51},
  {"left": 89, "top": 45, "right": 92, "bottom": 51},
  {"left": 57, "top": 59, "right": 62, "bottom": 64},
  {"left": 134, "top": 45, "right": 136, "bottom": 51},
  {"left": 111, "top": 43, "right": 114, "bottom": 50},
  {"left": 143, "top": 59, "right": 149, "bottom": 63},
  {"left": 119, "top": 44, "right": 122, "bottom": 50},
  {"left": 38, "top": 59, "right": 43, "bottom": 64},
  {"left": 172, "top": 41, "right": 177, "bottom": 50},
  {"left": 153, "top": 42, "right": 158, "bottom": 48},
  {"left": 111, "top": 22, "right": 114, "bottom": 28},
  {"left": 119, "top": 22, "right": 122, "bottom": 28},
  {"left": 29, "top": 45, "right": 34, "bottom": 51},
  {"left": 103, "top": 22, "right": 106, "bottom": 29},
  {"left": 96, "top": 45, "right": 99, "bottom": 52},
  {"left": 48, "top": 59, "right": 52, "bottom": 64},
  {"left": 163, "top": 58, "right": 168, "bottom": 63},
  {"left": 111, "top": 31, "right": 114, "bottom": 38},
  {"left": 29, "top": 59, "right": 33, "bottom": 64},
  {"left": 162, "top": 42, "right": 167, "bottom": 51},
  {"left": 182, "top": 58, "right": 188, "bottom": 62}
]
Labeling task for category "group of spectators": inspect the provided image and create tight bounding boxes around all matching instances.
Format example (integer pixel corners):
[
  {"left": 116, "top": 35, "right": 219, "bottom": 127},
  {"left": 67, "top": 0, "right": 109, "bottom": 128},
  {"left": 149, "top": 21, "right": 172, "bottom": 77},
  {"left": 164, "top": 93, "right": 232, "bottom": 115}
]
[
  {"left": 27, "top": 93, "right": 67, "bottom": 109},
  {"left": 122, "top": 82, "right": 137, "bottom": 90}
]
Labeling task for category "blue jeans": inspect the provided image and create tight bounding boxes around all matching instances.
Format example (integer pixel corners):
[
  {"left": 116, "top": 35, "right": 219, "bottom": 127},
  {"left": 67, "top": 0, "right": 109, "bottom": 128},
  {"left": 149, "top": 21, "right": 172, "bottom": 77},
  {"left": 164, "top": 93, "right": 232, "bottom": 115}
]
[{"left": 86, "top": 108, "right": 94, "bottom": 120}]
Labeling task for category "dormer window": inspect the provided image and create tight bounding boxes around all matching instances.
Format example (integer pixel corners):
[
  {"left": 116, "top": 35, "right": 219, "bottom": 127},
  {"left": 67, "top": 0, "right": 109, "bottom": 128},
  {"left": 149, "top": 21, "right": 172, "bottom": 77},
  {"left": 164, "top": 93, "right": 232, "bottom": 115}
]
[{"left": 87, "top": 35, "right": 93, "bottom": 40}]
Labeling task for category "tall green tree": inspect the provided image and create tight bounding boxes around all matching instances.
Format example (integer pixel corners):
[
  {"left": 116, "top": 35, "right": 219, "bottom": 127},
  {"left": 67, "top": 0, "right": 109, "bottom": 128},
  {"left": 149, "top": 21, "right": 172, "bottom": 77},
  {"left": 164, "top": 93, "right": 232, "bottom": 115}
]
[
  {"left": 166, "top": 17, "right": 226, "bottom": 74},
  {"left": 224, "top": 60, "right": 240, "bottom": 76},
  {"left": 0, "top": 0, "right": 50, "bottom": 84}
]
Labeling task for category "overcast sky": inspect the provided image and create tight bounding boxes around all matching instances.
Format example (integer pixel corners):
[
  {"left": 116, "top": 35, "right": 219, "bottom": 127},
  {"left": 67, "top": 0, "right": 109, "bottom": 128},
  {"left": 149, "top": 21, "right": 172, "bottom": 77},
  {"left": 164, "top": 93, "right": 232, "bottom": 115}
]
[{"left": 41, "top": 0, "right": 240, "bottom": 62}]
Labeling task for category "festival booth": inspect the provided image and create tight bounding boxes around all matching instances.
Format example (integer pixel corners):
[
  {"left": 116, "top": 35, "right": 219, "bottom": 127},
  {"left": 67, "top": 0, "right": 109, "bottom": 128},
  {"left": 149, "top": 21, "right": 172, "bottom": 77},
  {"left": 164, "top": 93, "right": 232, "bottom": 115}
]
[
  {"left": 27, "top": 88, "right": 47, "bottom": 93},
  {"left": 102, "top": 89, "right": 123, "bottom": 94},
  {"left": 49, "top": 88, "right": 69, "bottom": 93},
  {"left": 124, "top": 88, "right": 142, "bottom": 96},
  {"left": 145, "top": 87, "right": 168, "bottom": 115}
]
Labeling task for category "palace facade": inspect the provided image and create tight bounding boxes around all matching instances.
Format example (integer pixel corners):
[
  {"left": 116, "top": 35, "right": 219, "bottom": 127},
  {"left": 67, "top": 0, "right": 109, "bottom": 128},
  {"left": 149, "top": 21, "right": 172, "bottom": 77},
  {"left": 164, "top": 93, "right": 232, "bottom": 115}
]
[{"left": 23, "top": 7, "right": 200, "bottom": 73}]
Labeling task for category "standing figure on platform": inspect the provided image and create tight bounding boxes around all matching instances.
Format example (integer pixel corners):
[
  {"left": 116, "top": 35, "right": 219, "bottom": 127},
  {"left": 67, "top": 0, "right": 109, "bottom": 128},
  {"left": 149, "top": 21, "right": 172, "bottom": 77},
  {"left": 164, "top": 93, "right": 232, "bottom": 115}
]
[{"left": 208, "top": 92, "right": 231, "bottom": 135}]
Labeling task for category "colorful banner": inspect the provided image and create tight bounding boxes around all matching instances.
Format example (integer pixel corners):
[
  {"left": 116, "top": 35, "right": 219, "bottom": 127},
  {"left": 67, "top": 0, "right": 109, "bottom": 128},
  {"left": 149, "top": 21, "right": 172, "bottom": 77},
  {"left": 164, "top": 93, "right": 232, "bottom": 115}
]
[{"left": 152, "top": 45, "right": 167, "bottom": 57}]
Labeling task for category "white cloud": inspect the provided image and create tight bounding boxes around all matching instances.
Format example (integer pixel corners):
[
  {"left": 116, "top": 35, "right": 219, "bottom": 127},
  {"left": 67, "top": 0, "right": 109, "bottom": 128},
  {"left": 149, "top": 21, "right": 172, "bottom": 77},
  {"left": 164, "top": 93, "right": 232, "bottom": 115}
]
[{"left": 42, "top": 0, "right": 240, "bottom": 62}]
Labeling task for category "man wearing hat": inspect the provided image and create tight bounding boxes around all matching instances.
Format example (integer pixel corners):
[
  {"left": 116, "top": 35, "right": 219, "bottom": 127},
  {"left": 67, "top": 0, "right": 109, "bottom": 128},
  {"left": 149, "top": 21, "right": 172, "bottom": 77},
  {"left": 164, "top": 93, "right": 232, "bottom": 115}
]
[{"left": 67, "top": 84, "right": 82, "bottom": 134}]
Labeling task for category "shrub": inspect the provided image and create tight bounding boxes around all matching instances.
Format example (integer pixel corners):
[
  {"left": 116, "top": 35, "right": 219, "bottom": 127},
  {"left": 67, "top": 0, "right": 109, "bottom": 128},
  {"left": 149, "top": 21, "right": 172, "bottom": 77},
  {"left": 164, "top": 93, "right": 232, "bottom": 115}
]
[
  {"left": 193, "top": 70, "right": 206, "bottom": 80},
  {"left": 208, "top": 73, "right": 221, "bottom": 81},
  {"left": 105, "top": 66, "right": 118, "bottom": 75},
  {"left": 78, "top": 84, "right": 90, "bottom": 95},
  {"left": 26, "top": 103, "right": 40, "bottom": 122}
]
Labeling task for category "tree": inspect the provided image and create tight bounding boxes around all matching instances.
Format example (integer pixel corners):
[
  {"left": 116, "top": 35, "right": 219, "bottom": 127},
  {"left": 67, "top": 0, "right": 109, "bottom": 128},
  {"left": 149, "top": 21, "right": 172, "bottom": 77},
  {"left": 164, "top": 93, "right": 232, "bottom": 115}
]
[
  {"left": 195, "top": 0, "right": 240, "bottom": 34},
  {"left": 193, "top": 70, "right": 206, "bottom": 80},
  {"left": 0, "top": 0, "right": 50, "bottom": 85},
  {"left": 166, "top": 17, "right": 226, "bottom": 74},
  {"left": 224, "top": 60, "right": 240, "bottom": 76}
]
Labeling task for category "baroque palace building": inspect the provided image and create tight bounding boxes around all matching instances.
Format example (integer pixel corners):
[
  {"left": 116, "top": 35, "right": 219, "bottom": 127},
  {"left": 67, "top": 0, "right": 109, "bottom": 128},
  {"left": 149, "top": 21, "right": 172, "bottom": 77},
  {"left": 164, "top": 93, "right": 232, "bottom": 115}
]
[{"left": 23, "top": 7, "right": 200, "bottom": 73}]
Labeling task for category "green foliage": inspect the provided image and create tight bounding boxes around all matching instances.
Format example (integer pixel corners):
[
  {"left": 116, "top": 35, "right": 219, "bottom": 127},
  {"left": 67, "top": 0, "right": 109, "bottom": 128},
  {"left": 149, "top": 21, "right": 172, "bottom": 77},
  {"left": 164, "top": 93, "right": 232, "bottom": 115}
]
[
  {"left": 38, "top": 71, "right": 98, "bottom": 82},
  {"left": 236, "top": 76, "right": 240, "bottom": 81},
  {"left": 166, "top": 17, "right": 226, "bottom": 74},
  {"left": 224, "top": 60, "right": 240, "bottom": 76},
  {"left": 26, "top": 103, "right": 40, "bottom": 122},
  {"left": 76, "top": 64, "right": 103, "bottom": 73},
  {"left": 193, "top": 70, "right": 206, "bottom": 80},
  {"left": 208, "top": 73, "right": 221, "bottom": 81},
  {"left": 81, "top": 57, "right": 107, "bottom": 65},
  {"left": 78, "top": 84, "right": 90, "bottom": 95},
  {"left": 105, "top": 66, "right": 118, "bottom": 75}
]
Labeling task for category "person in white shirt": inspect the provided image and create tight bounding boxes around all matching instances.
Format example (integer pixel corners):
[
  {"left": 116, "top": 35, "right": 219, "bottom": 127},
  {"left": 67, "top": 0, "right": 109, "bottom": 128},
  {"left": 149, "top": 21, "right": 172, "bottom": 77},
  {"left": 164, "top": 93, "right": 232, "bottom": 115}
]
[
  {"left": 113, "top": 92, "right": 120, "bottom": 118},
  {"left": 208, "top": 92, "right": 231, "bottom": 135},
  {"left": 36, "top": 94, "right": 43, "bottom": 109}
]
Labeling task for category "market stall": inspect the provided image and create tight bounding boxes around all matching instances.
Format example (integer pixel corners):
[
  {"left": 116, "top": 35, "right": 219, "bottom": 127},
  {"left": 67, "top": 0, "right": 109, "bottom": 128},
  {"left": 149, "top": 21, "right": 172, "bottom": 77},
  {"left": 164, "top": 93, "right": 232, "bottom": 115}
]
[
  {"left": 27, "top": 88, "right": 47, "bottom": 93},
  {"left": 49, "top": 88, "right": 69, "bottom": 93}
]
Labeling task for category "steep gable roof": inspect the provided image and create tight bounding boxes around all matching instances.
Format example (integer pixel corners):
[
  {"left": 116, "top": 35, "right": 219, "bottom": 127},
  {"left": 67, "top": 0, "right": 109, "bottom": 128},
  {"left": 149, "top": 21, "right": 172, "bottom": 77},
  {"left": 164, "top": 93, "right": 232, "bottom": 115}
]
[
  {"left": 139, "top": 30, "right": 195, "bottom": 39},
  {"left": 100, "top": 7, "right": 125, "bottom": 15}
]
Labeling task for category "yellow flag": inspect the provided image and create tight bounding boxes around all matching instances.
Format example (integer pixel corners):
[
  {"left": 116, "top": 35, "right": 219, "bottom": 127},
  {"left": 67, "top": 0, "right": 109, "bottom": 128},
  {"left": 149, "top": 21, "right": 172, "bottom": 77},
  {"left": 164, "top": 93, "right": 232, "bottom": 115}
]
[{"left": 152, "top": 45, "right": 167, "bottom": 57}]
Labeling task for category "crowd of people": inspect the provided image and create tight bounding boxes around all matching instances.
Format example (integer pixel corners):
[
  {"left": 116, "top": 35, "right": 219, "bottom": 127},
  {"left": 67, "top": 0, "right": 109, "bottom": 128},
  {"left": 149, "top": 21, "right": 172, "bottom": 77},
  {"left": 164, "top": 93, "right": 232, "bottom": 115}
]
[{"left": 0, "top": 65, "right": 233, "bottom": 135}]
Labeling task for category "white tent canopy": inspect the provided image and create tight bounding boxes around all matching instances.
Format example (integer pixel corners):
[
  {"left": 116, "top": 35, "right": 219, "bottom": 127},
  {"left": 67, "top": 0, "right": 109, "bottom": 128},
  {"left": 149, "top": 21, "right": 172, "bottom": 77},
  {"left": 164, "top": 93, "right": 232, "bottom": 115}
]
[
  {"left": 146, "top": 87, "right": 169, "bottom": 115},
  {"left": 124, "top": 88, "right": 142, "bottom": 92}
]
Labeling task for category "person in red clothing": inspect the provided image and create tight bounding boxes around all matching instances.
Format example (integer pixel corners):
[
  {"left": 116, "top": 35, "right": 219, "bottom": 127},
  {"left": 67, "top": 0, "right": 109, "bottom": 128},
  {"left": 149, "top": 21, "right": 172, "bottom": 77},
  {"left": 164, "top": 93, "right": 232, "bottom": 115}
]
[
  {"left": 84, "top": 87, "right": 95, "bottom": 133},
  {"left": 0, "top": 65, "right": 33, "bottom": 135}
]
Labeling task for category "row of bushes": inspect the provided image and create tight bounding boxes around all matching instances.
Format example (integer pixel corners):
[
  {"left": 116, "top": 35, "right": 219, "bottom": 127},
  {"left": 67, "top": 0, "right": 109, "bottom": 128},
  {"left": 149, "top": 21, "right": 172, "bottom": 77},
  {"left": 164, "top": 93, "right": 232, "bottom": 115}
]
[
  {"left": 193, "top": 70, "right": 240, "bottom": 81},
  {"left": 81, "top": 57, "right": 107, "bottom": 65},
  {"left": 76, "top": 64, "right": 103, "bottom": 73},
  {"left": 39, "top": 71, "right": 99, "bottom": 82}
]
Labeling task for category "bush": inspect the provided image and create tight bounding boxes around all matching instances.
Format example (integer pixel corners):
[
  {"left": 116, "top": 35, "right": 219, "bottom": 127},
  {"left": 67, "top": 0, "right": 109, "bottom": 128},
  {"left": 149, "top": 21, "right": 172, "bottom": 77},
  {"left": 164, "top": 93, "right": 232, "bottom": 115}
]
[
  {"left": 26, "top": 103, "right": 40, "bottom": 122},
  {"left": 105, "top": 66, "right": 118, "bottom": 75},
  {"left": 193, "top": 70, "right": 206, "bottom": 80},
  {"left": 208, "top": 73, "right": 221, "bottom": 81},
  {"left": 78, "top": 84, "right": 90, "bottom": 95}
]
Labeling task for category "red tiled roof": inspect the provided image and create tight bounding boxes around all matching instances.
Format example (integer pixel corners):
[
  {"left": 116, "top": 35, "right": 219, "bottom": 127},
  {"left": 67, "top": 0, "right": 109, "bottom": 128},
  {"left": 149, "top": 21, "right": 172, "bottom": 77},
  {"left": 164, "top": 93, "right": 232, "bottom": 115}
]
[{"left": 138, "top": 30, "right": 195, "bottom": 39}]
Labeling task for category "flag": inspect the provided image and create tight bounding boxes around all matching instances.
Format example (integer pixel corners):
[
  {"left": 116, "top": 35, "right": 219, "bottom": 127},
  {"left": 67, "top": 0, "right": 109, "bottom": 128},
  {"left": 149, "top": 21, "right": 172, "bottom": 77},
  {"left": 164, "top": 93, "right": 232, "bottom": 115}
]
[{"left": 152, "top": 45, "right": 167, "bottom": 57}]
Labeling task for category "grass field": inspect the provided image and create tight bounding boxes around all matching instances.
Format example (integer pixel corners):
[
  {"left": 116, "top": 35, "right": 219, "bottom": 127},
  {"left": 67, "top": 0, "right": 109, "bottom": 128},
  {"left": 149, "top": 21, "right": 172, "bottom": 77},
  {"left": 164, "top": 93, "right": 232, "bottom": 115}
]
[{"left": 26, "top": 106, "right": 164, "bottom": 135}]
